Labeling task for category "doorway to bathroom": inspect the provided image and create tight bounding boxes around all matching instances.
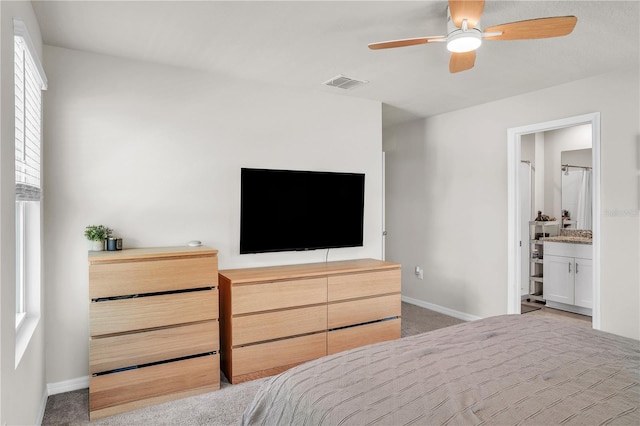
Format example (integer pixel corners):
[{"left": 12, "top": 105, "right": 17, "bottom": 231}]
[{"left": 507, "top": 113, "right": 601, "bottom": 330}]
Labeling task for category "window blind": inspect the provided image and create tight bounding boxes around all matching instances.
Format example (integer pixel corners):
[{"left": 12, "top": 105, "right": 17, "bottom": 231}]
[{"left": 14, "top": 32, "right": 45, "bottom": 202}]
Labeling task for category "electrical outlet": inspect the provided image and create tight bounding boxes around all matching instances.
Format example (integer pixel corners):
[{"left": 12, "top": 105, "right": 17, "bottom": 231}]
[{"left": 414, "top": 266, "right": 424, "bottom": 280}]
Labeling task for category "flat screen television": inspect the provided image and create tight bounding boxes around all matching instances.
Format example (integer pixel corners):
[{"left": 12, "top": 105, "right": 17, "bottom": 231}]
[{"left": 240, "top": 168, "right": 365, "bottom": 254}]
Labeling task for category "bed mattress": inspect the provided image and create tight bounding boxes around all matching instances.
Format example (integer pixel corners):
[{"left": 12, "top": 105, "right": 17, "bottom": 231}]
[{"left": 242, "top": 314, "right": 639, "bottom": 425}]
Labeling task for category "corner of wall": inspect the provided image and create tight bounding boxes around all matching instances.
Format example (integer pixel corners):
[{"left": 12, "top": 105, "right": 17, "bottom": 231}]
[{"left": 36, "top": 386, "right": 48, "bottom": 426}]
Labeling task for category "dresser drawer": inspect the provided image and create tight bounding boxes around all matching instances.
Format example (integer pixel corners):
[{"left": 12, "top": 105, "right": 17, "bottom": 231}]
[
  {"left": 328, "top": 318, "right": 401, "bottom": 355},
  {"left": 328, "top": 293, "right": 401, "bottom": 329},
  {"left": 90, "top": 289, "right": 218, "bottom": 336},
  {"left": 232, "top": 305, "right": 326, "bottom": 346},
  {"left": 90, "top": 354, "right": 219, "bottom": 415},
  {"left": 90, "top": 256, "right": 218, "bottom": 299},
  {"left": 232, "top": 332, "right": 326, "bottom": 378},
  {"left": 90, "top": 321, "right": 218, "bottom": 374},
  {"left": 232, "top": 277, "right": 326, "bottom": 314},
  {"left": 328, "top": 269, "right": 400, "bottom": 302}
]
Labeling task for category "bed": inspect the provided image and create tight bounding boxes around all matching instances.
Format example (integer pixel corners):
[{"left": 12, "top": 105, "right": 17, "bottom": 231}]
[{"left": 242, "top": 314, "right": 639, "bottom": 425}]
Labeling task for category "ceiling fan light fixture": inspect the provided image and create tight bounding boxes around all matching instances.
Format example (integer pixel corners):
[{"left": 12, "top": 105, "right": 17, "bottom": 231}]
[
  {"left": 446, "top": 29, "right": 482, "bottom": 53},
  {"left": 368, "top": 4, "right": 578, "bottom": 73}
]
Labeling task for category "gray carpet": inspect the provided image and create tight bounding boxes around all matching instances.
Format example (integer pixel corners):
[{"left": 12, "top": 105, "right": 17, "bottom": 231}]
[
  {"left": 43, "top": 302, "right": 464, "bottom": 425},
  {"left": 42, "top": 377, "right": 265, "bottom": 426},
  {"left": 401, "top": 301, "right": 464, "bottom": 337}
]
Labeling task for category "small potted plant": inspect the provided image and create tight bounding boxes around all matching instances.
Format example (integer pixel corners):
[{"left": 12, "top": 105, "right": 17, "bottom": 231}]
[{"left": 84, "top": 225, "right": 113, "bottom": 251}]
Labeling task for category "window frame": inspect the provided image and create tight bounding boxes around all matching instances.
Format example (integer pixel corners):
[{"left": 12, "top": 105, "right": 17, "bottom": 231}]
[
  {"left": 13, "top": 18, "right": 47, "bottom": 367},
  {"left": 15, "top": 202, "right": 26, "bottom": 329}
]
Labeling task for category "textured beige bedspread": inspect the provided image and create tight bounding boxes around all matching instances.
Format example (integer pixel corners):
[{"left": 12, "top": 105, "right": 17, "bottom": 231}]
[{"left": 242, "top": 315, "right": 639, "bottom": 425}]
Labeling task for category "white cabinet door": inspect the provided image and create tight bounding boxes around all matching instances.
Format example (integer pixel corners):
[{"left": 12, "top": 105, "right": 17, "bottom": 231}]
[
  {"left": 544, "top": 255, "right": 574, "bottom": 304},
  {"left": 574, "top": 258, "right": 593, "bottom": 309}
]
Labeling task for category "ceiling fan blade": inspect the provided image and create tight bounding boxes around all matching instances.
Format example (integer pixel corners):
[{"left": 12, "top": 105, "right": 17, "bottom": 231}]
[
  {"left": 449, "top": 0, "right": 485, "bottom": 28},
  {"left": 449, "top": 51, "right": 476, "bottom": 73},
  {"left": 368, "top": 36, "right": 445, "bottom": 50},
  {"left": 483, "top": 16, "right": 577, "bottom": 40}
]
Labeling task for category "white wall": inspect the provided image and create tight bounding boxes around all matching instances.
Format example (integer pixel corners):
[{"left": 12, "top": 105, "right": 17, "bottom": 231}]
[
  {"left": 384, "top": 67, "right": 640, "bottom": 340},
  {"left": 534, "top": 132, "right": 545, "bottom": 214},
  {"left": 0, "top": 2, "right": 47, "bottom": 424},
  {"left": 42, "top": 45, "right": 383, "bottom": 385},
  {"left": 520, "top": 133, "right": 535, "bottom": 219},
  {"left": 562, "top": 148, "right": 592, "bottom": 168},
  {"left": 520, "top": 134, "right": 535, "bottom": 164}
]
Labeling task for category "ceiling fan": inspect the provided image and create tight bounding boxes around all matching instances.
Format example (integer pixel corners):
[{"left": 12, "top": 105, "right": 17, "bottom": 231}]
[{"left": 368, "top": 0, "right": 577, "bottom": 73}]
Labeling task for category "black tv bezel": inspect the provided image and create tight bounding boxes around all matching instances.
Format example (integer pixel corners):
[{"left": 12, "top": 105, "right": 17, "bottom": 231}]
[{"left": 239, "top": 167, "right": 365, "bottom": 254}]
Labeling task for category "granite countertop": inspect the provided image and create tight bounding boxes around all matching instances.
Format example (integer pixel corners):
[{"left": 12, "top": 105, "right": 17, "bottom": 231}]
[
  {"left": 543, "top": 229, "right": 592, "bottom": 245},
  {"left": 542, "top": 236, "right": 592, "bottom": 245}
]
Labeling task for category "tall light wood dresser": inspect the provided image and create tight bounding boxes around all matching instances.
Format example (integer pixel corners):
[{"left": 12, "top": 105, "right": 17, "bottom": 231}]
[
  {"left": 88, "top": 246, "right": 220, "bottom": 419},
  {"left": 219, "top": 258, "right": 401, "bottom": 383}
]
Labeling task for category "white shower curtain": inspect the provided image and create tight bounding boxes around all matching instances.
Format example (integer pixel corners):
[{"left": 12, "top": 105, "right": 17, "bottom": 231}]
[{"left": 576, "top": 170, "right": 592, "bottom": 230}]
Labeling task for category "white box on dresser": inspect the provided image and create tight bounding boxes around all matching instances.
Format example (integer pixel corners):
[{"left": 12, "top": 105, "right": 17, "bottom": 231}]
[{"left": 88, "top": 246, "right": 220, "bottom": 420}]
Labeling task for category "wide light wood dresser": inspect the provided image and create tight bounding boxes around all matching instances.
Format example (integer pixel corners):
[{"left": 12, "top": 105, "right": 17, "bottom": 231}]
[
  {"left": 88, "top": 246, "right": 220, "bottom": 419},
  {"left": 219, "top": 258, "right": 401, "bottom": 383}
]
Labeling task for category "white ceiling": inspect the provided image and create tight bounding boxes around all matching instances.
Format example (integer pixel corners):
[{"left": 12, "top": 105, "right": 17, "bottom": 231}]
[{"left": 32, "top": 1, "right": 639, "bottom": 127}]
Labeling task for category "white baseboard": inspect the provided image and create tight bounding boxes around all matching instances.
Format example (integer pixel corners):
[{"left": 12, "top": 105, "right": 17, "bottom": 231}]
[
  {"left": 47, "top": 375, "right": 89, "bottom": 396},
  {"left": 402, "top": 295, "right": 483, "bottom": 322}
]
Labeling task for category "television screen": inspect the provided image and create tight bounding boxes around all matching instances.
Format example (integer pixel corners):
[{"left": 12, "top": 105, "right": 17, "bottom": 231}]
[{"left": 240, "top": 168, "right": 365, "bottom": 254}]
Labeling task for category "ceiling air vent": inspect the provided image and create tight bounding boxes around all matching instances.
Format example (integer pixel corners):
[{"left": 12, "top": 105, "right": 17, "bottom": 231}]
[{"left": 322, "top": 75, "right": 369, "bottom": 90}]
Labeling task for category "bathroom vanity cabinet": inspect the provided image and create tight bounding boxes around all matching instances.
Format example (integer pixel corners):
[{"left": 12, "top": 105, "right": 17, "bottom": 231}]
[{"left": 543, "top": 241, "right": 593, "bottom": 316}]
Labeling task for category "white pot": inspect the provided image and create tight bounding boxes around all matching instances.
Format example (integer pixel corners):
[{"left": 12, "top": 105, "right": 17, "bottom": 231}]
[{"left": 89, "top": 240, "right": 105, "bottom": 251}]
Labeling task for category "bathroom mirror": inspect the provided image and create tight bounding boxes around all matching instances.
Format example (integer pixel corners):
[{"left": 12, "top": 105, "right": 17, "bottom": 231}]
[{"left": 560, "top": 148, "right": 592, "bottom": 230}]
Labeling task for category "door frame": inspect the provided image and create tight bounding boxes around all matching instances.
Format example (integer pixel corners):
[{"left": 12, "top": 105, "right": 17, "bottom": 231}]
[{"left": 506, "top": 112, "right": 601, "bottom": 329}]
